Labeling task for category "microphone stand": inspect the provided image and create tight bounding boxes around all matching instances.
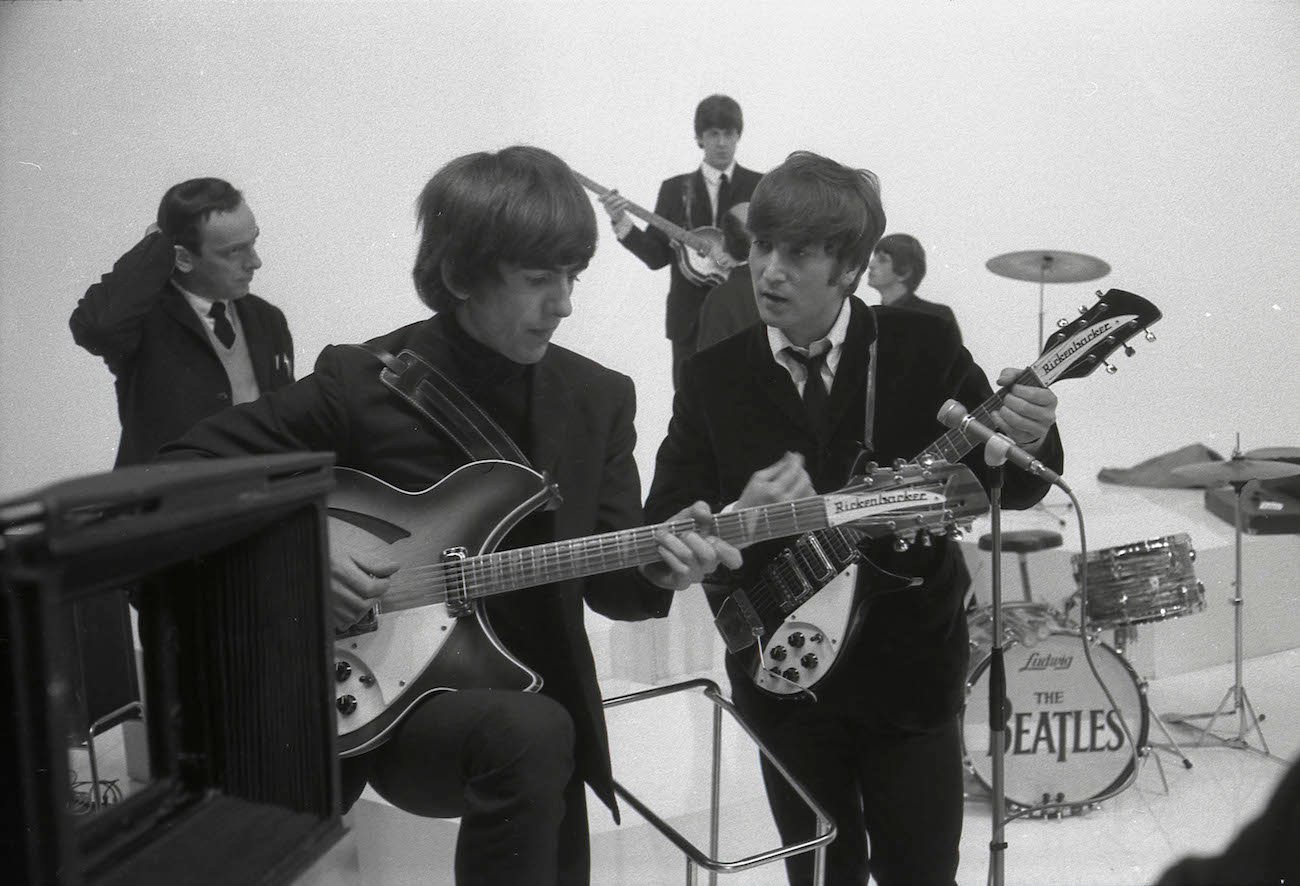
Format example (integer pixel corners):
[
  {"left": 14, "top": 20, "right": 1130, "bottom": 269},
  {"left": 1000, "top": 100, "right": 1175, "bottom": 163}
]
[{"left": 984, "top": 437, "right": 1011, "bottom": 886}]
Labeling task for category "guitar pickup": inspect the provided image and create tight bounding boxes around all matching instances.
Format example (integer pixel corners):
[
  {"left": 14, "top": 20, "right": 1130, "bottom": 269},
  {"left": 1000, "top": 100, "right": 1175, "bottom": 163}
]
[
  {"left": 771, "top": 549, "right": 814, "bottom": 611},
  {"left": 442, "top": 545, "right": 473, "bottom": 617},
  {"left": 714, "top": 591, "right": 764, "bottom": 653},
  {"left": 799, "top": 534, "right": 839, "bottom": 584}
]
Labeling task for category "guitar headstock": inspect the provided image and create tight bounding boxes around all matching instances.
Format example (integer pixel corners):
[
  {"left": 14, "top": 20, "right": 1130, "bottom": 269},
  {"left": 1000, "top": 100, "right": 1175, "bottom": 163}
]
[
  {"left": 825, "top": 461, "right": 989, "bottom": 542},
  {"left": 1033, "top": 288, "right": 1162, "bottom": 385}
]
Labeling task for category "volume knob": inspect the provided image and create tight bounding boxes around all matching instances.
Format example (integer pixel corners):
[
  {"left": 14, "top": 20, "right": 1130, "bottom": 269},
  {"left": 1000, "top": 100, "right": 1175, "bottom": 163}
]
[{"left": 336, "top": 694, "right": 358, "bottom": 716}]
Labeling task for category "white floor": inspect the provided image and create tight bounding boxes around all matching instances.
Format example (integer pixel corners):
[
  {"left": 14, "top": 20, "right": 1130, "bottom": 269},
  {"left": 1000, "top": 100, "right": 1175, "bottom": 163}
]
[
  {"left": 587, "top": 647, "right": 1300, "bottom": 886},
  {"left": 71, "top": 645, "right": 1300, "bottom": 886}
]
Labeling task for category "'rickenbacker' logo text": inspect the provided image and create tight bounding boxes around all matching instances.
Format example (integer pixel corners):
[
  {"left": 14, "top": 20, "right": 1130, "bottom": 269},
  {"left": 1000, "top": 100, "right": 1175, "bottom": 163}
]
[{"left": 825, "top": 489, "right": 942, "bottom": 525}]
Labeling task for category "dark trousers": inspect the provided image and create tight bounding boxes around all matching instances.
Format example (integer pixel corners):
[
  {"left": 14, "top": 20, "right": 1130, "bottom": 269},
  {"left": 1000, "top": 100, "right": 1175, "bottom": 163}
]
[
  {"left": 342, "top": 689, "right": 588, "bottom": 886},
  {"left": 670, "top": 331, "right": 698, "bottom": 391},
  {"left": 734, "top": 688, "right": 964, "bottom": 886}
]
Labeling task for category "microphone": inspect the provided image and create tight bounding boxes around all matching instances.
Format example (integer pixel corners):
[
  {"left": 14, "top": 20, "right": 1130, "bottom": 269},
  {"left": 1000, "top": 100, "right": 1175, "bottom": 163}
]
[{"left": 937, "top": 399, "right": 1067, "bottom": 489}]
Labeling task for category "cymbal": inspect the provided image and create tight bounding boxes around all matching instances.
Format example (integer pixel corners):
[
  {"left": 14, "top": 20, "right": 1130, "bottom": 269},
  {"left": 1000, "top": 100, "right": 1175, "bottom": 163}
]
[
  {"left": 1171, "top": 458, "right": 1300, "bottom": 486},
  {"left": 986, "top": 250, "right": 1111, "bottom": 284},
  {"left": 1244, "top": 446, "right": 1300, "bottom": 463}
]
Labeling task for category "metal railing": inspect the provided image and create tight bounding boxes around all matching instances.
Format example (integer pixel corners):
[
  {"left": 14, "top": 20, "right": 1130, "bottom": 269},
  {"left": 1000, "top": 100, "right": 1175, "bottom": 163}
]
[{"left": 603, "top": 678, "right": 835, "bottom": 886}]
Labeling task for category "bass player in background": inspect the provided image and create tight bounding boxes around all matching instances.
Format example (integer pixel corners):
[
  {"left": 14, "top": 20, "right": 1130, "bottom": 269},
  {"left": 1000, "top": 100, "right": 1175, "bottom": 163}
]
[
  {"left": 696, "top": 202, "right": 760, "bottom": 351},
  {"left": 597, "top": 94, "right": 761, "bottom": 388},
  {"left": 160, "top": 146, "right": 740, "bottom": 886},
  {"left": 643, "top": 150, "right": 1063, "bottom": 886}
]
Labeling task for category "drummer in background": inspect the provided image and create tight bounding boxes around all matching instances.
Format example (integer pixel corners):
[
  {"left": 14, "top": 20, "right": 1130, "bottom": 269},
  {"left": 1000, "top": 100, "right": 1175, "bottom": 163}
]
[{"left": 866, "top": 233, "right": 963, "bottom": 344}]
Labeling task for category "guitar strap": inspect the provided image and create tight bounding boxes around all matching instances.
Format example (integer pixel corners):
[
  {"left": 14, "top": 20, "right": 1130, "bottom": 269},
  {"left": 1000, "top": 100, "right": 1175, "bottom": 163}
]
[
  {"left": 862, "top": 324, "right": 879, "bottom": 456},
  {"left": 682, "top": 174, "right": 698, "bottom": 230},
  {"left": 347, "top": 342, "right": 532, "bottom": 467}
]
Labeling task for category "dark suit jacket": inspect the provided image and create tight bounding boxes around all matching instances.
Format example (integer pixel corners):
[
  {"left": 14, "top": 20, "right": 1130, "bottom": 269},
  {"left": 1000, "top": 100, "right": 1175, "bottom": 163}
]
[
  {"left": 697, "top": 264, "right": 759, "bottom": 350},
  {"left": 891, "top": 290, "right": 963, "bottom": 345},
  {"left": 70, "top": 231, "right": 295, "bottom": 466},
  {"left": 160, "top": 314, "right": 673, "bottom": 817},
  {"left": 645, "top": 297, "right": 1063, "bottom": 729},
  {"left": 619, "top": 164, "right": 762, "bottom": 342}
]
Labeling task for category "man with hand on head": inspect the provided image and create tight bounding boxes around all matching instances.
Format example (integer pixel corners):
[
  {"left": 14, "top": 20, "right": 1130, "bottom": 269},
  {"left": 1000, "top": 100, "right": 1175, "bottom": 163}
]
[{"left": 71, "top": 177, "right": 294, "bottom": 467}]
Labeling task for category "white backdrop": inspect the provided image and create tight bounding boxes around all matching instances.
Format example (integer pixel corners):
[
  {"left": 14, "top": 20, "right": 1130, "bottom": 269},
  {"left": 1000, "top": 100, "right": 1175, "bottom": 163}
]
[{"left": 2, "top": 0, "right": 1298, "bottom": 499}]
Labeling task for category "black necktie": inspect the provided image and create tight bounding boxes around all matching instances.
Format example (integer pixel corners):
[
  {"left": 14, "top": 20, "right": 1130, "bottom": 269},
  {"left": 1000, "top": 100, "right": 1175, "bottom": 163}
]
[
  {"left": 716, "top": 172, "right": 731, "bottom": 225},
  {"left": 209, "top": 301, "right": 236, "bottom": 349},
  {"left": 786, "top": 347, "right": 829, "bottom": 428}
]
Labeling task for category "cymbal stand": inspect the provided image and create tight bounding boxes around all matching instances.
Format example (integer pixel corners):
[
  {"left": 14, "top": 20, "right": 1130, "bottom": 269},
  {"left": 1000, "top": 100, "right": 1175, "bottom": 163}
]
[
  {"left": 1167, "top": 472, "right": 1284, "bottom": 763},
  {"left": 1109, "top": 626, "right": 1192, "bottom": 791},
  {"left": 1035, "top": 258, "right": 1050, "bottom": 353}
]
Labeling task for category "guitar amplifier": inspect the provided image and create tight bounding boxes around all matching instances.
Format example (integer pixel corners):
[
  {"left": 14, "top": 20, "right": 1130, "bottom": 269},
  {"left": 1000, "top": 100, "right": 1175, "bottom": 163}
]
[{"left": 1, "top": 453, "right": 343, "bottom": 886}]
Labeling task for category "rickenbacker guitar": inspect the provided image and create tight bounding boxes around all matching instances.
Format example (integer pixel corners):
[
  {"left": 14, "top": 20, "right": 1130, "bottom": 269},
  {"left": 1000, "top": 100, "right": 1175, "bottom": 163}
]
[
  {"left": 718, "top": 287, "right": 1164, "bottom": 697},
  {"left": 328, "top": 459, "right": 985, "bottom": 757},
  {"left": 573, "top": 170, "right": 736, "bottom": 288}
]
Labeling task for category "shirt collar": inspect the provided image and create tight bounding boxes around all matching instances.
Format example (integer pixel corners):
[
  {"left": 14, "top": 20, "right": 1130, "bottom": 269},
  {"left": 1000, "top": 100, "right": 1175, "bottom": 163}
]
[
  {"left": 767, "top": 296, "right": 852, "bottom": 374},
  {"left": 173, "top": 280, "right": 233, "bottom": 321},
  {"left": 700, "top": 161, "right": 736, "bottom": 186}
]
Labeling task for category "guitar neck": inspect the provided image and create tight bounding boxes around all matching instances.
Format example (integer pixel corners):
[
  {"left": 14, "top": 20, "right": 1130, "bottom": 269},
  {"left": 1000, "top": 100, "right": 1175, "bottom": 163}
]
[
  {"left": 382, "top": 497, "right": 837, "bottom": 613},
  {"left": 915, "top": 366, "right": 1042, "bottom": 466},
  {"left": 571, "top": 170, "right": 710, "bottom": 253}
]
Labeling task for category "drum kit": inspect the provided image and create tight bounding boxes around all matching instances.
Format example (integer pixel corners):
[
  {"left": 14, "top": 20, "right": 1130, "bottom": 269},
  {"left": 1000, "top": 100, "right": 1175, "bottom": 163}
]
[{"left": 961, "top": 448, "right": 1300, "bottom": 818}]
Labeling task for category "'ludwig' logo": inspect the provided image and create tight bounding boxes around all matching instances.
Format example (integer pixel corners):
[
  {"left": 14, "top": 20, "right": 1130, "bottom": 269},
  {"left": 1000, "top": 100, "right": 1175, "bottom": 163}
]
[{"left": 1018, "top": 651, "right": 1073, "bottom": 672}]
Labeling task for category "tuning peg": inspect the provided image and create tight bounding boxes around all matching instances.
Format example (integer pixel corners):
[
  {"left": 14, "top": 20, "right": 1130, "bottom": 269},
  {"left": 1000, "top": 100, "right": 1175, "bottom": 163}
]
[
  {"left": 892, "top": 536, "right": 910, "bottom": 553},
  {"left": 1104, "top": 361, "right": 1118, "bottom": 374},
  {"left": 1078, "top": 305, "right": 1089, "bottom": 314},
  {"left": 949, "top": 527, "right": 965, "bottom": 541},
  {"left": 1056, "top": 317, "right": 1070, "bottom": 328},
  {"left": 891, "top": 457, "right": 907, "bottom": 471},
  {"left": 1143, "top": 328, "right": 1156, "bottom": 343},
  {"left": 918, "top": 531, "right": 933, "bottom": 547},
  {"left": 1123, "top": 344, "right": 1135, "bottom": 357}
]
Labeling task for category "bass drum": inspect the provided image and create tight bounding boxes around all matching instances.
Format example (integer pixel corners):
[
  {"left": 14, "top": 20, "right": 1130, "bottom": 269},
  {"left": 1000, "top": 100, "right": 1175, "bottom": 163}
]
[{"left": 962, "top": 630, "right": 1148, "bottom": 810}]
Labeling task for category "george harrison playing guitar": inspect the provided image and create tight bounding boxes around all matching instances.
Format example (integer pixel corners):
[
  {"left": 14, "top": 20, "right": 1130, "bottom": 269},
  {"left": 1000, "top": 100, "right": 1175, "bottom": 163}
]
[{"left": 327, "top": 459, "right": 986, "bottom": 756}]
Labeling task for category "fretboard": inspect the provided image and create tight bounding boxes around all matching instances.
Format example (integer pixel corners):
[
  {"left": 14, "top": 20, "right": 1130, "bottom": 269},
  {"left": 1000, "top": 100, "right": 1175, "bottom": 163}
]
[
  {"left": 380, "top": 495, "right": 840, "bottom": 613},
  {"left": 915, "top": 367, "right": 1039, "bottom": 466},
  {"left": 571, "top": 171, "right": 708, "bottom": 253}
]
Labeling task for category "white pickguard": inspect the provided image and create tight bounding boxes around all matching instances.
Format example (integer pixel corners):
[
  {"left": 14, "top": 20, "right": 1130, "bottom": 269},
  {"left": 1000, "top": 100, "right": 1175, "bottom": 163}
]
[
  {"left": 333, "top": 602, "right": 542, "bottom": 754},
  {"left": 753, "top": 563, "right": 859, "bottom": 695}
]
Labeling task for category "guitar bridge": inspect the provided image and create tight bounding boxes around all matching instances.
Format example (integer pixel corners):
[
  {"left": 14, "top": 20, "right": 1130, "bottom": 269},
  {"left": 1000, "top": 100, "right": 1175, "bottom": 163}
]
[
  {"left": 442, "top": 546, "right": 473, "bottom": 617},
  {"left": 714, "top": 591, "right": 764, "bottom": 653},
  {"left": 335, "top": 607, "right": 379, "bottom": 640}
]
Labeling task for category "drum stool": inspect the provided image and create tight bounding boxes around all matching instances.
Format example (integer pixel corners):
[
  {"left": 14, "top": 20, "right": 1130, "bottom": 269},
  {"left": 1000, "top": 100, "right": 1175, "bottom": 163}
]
[{"left": 978, "top": 529, "right": 1063, "bottom": 602}]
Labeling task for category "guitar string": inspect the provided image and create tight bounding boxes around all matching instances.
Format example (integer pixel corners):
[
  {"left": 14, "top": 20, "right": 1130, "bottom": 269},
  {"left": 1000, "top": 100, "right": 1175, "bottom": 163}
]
[
  {"left": 375, "top": 370, "right": 1030, "bottom": 614},
  {"left": 377, "top": 499, "right": 832, "bottom": 609},
  {"left": 735, "top": 370, "right": 1030, "bottom": 624}
]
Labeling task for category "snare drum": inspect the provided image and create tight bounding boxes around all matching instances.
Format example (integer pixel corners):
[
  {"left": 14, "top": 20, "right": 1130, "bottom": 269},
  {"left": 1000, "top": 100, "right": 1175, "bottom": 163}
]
[
  {"left": 962, "top": 630, "right": 1148, "bottom": 810},
  {"left": 1072, "top": 533, "right": 1205, "bottom": 628},
  {"left": 967, "top": 601, "right": 1061, "bottom": 655}
]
